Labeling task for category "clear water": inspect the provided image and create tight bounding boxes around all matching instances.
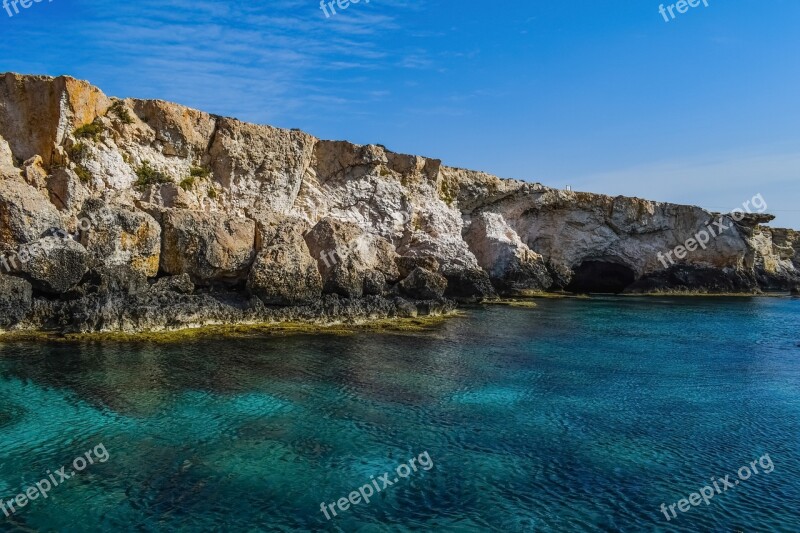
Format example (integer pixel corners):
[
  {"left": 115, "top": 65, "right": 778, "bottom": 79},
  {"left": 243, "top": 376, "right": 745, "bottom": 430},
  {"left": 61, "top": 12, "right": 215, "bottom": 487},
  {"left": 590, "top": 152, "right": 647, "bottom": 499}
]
[{"left": 0, "top": 297, "right": 798, "bottom": 532}]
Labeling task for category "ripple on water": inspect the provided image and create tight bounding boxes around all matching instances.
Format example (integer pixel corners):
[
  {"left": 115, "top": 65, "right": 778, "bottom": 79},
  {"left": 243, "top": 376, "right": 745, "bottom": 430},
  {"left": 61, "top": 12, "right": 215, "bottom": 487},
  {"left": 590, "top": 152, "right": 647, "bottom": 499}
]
[{"left": 0, "top": 299, "right": 799, "bottom": 530}]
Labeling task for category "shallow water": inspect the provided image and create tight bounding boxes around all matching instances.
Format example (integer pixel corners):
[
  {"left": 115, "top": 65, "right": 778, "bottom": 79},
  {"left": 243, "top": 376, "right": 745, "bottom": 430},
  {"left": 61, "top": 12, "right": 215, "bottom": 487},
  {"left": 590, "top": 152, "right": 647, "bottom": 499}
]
[{"left": 0, "top": 297, "right": 798, "bottom": 532}]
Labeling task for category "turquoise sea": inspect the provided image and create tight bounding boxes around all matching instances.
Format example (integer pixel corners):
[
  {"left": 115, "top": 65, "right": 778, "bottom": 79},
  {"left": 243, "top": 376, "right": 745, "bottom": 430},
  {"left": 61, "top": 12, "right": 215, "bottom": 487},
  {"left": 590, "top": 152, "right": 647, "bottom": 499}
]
[{"left": 0, "top": 297, "right": 798, "bottom": 532}]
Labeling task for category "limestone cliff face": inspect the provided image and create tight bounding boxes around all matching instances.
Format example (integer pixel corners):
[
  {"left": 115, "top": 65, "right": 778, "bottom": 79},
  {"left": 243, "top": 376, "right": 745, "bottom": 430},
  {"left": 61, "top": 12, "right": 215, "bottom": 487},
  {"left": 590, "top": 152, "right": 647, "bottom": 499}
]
[{"left": 0, "top": 73, "right": 797, "bottom": 332}]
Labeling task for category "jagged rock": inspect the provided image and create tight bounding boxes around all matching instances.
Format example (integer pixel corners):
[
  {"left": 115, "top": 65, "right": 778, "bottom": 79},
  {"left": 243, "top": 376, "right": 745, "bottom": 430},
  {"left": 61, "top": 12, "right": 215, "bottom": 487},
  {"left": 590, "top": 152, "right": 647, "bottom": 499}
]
[
  {"left": 398, "top": 267, "right": 447, "bottom": 300},
  {"left": 12, "top": 236, "right": 89, "bottom": 294},
  {"left": 160, "top": 210, "right": 255, "bottom": 284},
  {"left": 363, "top": 270, "right": 388, "bottom": 296},
  {"left": 84, "top": 264, "right": 149, "bottom": 296},
  {"left": 391, "top": 297, "right": 419, "bottom": 318},
  {"left": 304, "top": 218, "right": 399, "bottom": 298},
  {"left": 247, "top": 218, "right": 323, "bottom": 305},
  {"left": 396, "top": 255, "right": 440, "bottom": 278},
  {"left": 22, "top": 155, "right": 48, "bottom": 189},
  {"left": 0, "top": 180, "right": 63, "bottom": 247},
  {"left": 151, "top": 274, "right": 194, "bottom": 294},
  {"left": 443, "top": 268, "right": 496, "bottom": 300},
  {"left": 0, "top": 274, "right": 32, "bottom": 327},
  {"left": 626, "top": 265, "right": 758, "bottom": 294},
  {"left": 47, "top": 168, "right": 89, "bottom": 212},
  {"left": 78, "top": 200, "right": 161, "bottom": 277},
  {"left": 791, "top": 286, "right": 800, "bottom": 296},
  {"left": 0, "top": 72, "right": 797, "bottom": 333},
  {"left": 464, "top": 212, "right": 552, "bottom": 294}
]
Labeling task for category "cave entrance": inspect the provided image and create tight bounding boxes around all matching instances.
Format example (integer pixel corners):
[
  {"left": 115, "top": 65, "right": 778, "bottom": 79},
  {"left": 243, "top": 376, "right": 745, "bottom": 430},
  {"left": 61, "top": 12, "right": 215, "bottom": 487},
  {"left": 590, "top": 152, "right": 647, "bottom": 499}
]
[{"left": 565, "top": 260, "right": 636, "bottom": 294}]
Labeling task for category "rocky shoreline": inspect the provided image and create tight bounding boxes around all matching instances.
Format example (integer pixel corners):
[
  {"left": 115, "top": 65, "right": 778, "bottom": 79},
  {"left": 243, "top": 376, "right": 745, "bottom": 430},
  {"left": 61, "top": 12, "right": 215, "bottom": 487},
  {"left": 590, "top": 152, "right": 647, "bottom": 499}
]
[{"left": 0, "top": 73, "right": 798, "bottom": 335}]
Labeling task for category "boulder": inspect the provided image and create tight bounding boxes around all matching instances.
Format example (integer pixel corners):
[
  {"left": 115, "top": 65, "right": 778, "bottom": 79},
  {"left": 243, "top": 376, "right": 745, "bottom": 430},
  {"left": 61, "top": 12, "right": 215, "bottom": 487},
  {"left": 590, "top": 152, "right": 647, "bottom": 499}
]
[
  {"left": 151, "top": 274, "right": 195, "bottom": 294},
  {"left": 12, "top": 236, "right": 89, "bottom": 294},
  {"left": 398, "top": 267, "right": 447, "bottom": 300},
  {"left": 0, "top": 180, "right": 63, "bottom": 247},
  {"left": 396, "top": 255, "right": 440, "bottom": 278},
  {"left": 247, "top": 218, "right": 322, "bottom": 305},
  {"left": 84, "top": 264, "right": 149, "bottom": 296},
  {"left": 0, "top": 274, "right": 32, "bottom": 327},
  {"left": 160, "top": 210, "right": 256, "bottom": 284},
  {"left": 78, "top": 200, "right": 161, "bottom": 277},
  {"left": 47, "top": 168, "right": 89, "bottom": 212},
  {"left": 463, "top": 212, "right": 553, "bottom": 294},
  {"left": 304, "top": 218, "right": 399, "bottom": 298},
  {"left": 247, "top": 244, "right": 323, "bottom": 305},
  {"left": 443, "top": 268, "right": 496, "bottom": 300},
  {"left": 363, "top": 270, "right": 388, "bottom": 296}
]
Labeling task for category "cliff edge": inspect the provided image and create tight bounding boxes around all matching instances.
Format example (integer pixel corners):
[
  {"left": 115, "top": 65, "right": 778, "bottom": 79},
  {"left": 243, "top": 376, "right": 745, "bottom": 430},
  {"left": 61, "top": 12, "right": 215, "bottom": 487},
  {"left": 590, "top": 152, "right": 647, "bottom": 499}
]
[{"left": 0, "top": 73, "right": 797, "bottom": 333}]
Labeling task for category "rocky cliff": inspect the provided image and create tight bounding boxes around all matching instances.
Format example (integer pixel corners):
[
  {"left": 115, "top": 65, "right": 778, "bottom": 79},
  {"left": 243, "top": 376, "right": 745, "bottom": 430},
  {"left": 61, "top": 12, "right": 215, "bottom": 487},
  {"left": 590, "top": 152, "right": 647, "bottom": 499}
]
[{"left": 0, "top": 73, "right": 797, "bottom": 334}]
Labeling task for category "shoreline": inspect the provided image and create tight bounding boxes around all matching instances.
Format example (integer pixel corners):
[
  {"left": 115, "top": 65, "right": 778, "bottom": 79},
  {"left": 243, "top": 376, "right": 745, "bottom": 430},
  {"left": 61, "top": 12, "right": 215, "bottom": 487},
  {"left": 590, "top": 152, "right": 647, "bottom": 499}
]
[
  {"left": 0, "top": 311, "right": 465, "bottom": 344},
  {"left": 1, "top": 291, "right": 794, "bottom": 343}
]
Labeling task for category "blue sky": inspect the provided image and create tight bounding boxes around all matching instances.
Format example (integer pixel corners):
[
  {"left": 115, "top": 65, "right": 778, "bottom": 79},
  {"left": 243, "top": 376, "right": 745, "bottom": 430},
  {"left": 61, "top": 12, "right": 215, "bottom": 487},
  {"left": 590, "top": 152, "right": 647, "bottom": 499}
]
[{"left": 2, "top": 0, "right": 799, "bottom": 227}]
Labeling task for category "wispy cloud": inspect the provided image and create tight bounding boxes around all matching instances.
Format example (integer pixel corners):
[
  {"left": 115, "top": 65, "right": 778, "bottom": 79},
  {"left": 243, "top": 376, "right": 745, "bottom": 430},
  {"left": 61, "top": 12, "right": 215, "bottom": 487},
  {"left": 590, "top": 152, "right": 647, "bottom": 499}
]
[{"left": 72, "top": 0, "right": 428, "bottom": 125}]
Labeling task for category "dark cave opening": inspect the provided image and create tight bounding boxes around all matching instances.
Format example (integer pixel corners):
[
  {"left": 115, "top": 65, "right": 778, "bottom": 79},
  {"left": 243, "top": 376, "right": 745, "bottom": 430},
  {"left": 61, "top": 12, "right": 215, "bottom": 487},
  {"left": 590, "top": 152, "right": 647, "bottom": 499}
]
[{"left": 565, "top": 261, "right": 636, "bottom": 294}]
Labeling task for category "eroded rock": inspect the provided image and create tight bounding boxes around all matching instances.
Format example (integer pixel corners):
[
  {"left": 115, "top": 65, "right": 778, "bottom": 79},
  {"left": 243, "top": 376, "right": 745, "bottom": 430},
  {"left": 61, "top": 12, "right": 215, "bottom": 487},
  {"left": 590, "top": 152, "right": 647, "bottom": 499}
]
[
  {"left": 0, "top": 180, "right": 63, "bottom": 247},
  {"left": 13, "top": 236, "right": 88, "bottom": 294},
  {"left": 79, "top": 200, "right": 161, "bottom": 277},
  {"left": 398, "top": 267, "right": 447, "bottom": 300},
  {"left": 160, "top": 210, "right": 255, "bottom": 284},
  {"left": 464, "top": 212, "right": 552, "bottom": 294},
  {"left": 0, "top": 274, "right": 32, "bottom": 327},
  {"left": 304, "top": 218, "right": 399, "bottom": 298},
  {"left": 247, "top": 218, "right": 322, "bottom": 305}
]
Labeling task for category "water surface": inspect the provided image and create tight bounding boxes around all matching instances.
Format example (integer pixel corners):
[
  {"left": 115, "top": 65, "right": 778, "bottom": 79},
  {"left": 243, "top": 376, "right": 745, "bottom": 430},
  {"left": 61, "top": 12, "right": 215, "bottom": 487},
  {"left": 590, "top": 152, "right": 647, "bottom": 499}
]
[{"left": 1, "top": 297, "right": 798, "bottom": 531}]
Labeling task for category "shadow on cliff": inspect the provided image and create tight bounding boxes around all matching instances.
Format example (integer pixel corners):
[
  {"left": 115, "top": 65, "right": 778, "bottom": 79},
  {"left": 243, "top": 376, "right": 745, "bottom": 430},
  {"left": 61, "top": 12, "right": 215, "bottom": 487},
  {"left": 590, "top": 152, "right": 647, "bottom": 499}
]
[{"left": 565, "top": 261, "right": 636, "bottom": 294}]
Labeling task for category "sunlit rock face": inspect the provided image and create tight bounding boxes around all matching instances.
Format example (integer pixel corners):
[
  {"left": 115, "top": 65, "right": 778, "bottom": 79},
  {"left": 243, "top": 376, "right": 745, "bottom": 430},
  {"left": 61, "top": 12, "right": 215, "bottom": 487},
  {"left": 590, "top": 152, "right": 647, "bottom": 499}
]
[{"left": 0, "top": 73, "right": 797, "bottom": 332}]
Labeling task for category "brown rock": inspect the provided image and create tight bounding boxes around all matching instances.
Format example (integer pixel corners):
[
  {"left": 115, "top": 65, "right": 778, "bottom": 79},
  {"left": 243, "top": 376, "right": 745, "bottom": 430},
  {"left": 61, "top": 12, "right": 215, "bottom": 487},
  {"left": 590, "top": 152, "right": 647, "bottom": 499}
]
[
  {"left": 160, "top": 210, "right": 255, "bottom": 284},
  {"left": 12, "top": 236, "right": 88, "bottom": 294},
  {"left": 0, "top": 180, "right": 63, "bottom": 247},
  {"left": 78, "top": 200, "right": 161, "bottom": 277},
  {"left": 304, "top": 218, "right": 399, "bottom": 298},
  {"left": 398, "top": 267, "right": 447, "bottom": 300}
]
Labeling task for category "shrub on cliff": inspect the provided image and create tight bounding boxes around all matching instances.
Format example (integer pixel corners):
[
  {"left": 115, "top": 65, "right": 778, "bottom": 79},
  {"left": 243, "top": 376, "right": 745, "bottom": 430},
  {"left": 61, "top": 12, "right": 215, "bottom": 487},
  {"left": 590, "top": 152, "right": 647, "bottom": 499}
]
[
  {"left": 109, "top": 100, "right": 134, "bottom": 125},
  {"left": 74, "top": 121, "right": 105, "bottom": 142},
  {"left": 134, "top": 161, "right": 171, "bottom": 188},
  {"left": 190, "top": 166, "right": 211, "bottom": 178}
]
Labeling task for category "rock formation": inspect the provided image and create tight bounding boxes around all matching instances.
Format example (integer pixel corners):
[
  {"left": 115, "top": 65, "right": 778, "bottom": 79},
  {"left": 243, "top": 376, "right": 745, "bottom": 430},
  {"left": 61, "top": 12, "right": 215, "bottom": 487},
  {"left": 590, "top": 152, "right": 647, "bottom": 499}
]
[{"left": 0, "top": 73, "right": 797, "bottom": 333}]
